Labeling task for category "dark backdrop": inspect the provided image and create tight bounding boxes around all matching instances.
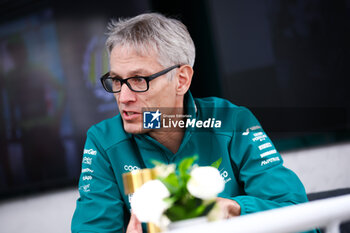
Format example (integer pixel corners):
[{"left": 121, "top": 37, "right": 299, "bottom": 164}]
[{"left": 0, "top": 0, "right": 349, "bottom": 198}]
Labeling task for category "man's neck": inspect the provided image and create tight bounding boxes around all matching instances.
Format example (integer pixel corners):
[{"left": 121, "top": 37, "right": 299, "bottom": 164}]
[
  {"left": 148, "top": 106, "right": 186, "bottom": 154},
  {"left": 148, "top": 129, "right": 185, "bottom": 154},
  {"left": 148, "top": 95, "right": 187, "bottom": 154}
]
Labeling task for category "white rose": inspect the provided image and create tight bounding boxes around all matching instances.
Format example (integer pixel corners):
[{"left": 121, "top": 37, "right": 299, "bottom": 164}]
[
  {"left": 155, "top": 164, "right": 176, "bottom": 178},
  {"left": 187, "top": 166, "right": 225, "bottom": 200},
  {"left": 131, "top": 180, "right": 170, "bottom": 224}
]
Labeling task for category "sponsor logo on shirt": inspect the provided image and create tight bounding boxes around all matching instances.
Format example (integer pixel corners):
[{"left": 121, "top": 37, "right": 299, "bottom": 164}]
[
  {"left": 83, "top": 157, "right": 92, "bottom": 165},
  {"left": 252, "top": 133, "right": 267, "bottom": 142},
  {"left": 260, "top": 149, "right": 277, "bottom": 158},
  {"left": 124, "top": 165, "right": 140, "bottom": 171},
  {"left": 212, "top": 157, "right": 232, "bottom": 184},
  {"left": 143, "top": 110, "right": 161, "bottom": 129},
  {"left": 242, "top": 125, "right": 261, "bottom": 135},
  {"left": 82, "top": 175, "right": 93, "bottom": 181},
  {"left": 258, "top": 142, "right": 272, "bottom": 150},
  {"left": 82, "top": 168, "right": 94, "bottom": 173},
  {"left": 220, "top": 168, "right": 232, "bottom": 184},
  {"left": 84, "top": 149, "right": 97, "bottom": 155},
  {"left": 261, "top": 156, "right": 280, "bottom": 166},
  {"left": 79, "top": 184, "right": 91, "bottom": 192}
]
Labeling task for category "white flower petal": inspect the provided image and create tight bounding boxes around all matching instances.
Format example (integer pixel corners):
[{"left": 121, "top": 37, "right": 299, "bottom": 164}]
[
  {"left": 155, "top": 164, "right": 176, "bottom": 179},
  {"left": 187, "top": 166, "right": 225, "bottom": 200},
  {"left": 131, "top": 180, "right": 170, "bottom": 224}
]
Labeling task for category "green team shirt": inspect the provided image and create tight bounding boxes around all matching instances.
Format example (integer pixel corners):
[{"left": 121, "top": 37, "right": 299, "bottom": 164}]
[{"left": 72, "top": 91, "right": 317, "bottom": 233}]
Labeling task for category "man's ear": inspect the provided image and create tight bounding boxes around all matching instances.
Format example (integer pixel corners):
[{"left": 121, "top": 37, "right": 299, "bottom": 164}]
[{"left": 176, "top": 65, "right": 193, "bottom": 95}]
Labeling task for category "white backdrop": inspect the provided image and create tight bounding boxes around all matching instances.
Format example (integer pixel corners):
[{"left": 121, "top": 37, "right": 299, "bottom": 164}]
[{"left": 1, "top": 142, "right": 349, "bottom": 233}]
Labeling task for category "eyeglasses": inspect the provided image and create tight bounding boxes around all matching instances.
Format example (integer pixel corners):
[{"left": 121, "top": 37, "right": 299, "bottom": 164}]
[{"left": 100, "top": 65, "right": 181, "bottom": 93}]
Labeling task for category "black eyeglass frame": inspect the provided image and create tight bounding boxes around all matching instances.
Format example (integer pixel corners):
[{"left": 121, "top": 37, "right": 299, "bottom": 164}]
[{"left": 100, "top": 64, "right": 181, "bottom": 93}]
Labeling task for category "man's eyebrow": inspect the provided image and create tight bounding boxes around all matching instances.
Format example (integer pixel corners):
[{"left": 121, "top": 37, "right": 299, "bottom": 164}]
[
  {"left": 109, "top": 68, "right": 151, "bottom": 78},
  {"left": 108, "top": 71, "right": 121, "bottom": 78}
]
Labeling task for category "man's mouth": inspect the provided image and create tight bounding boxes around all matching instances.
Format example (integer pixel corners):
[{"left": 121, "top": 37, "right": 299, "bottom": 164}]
[
  {"left": 125, "top": 111, "right": 135, "bottom": 116},
  {"left": 122, "top": 111, "right": 140, "bottom": 120}
]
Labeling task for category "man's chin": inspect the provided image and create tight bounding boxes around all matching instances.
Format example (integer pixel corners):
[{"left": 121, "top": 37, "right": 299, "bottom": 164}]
[{"left": 122, "top": 122, "right": 149, "bottom": 135}]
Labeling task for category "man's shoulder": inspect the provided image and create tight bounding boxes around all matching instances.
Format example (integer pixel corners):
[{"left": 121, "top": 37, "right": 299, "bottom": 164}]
[
  {"left": 194, "top": 96, "right": 244, "bottom": 113},
  {"left": 87, "top": 114, "right": 131, "bottom": 149},
  {"left": 193, "top": 96, "right": 253, "bottom": 134}
]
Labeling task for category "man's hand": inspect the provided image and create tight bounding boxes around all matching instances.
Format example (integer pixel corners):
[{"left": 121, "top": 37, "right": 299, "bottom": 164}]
[
  {"left": 126, "top": 213, "right": 142, "bottom": 233},
  {"left": 216, "top": 197, "right": 241, "bottom": 219}
]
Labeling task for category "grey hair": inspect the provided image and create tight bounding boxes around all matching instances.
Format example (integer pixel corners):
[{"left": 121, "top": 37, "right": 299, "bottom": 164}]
[{"left": 106, "top": 13, "right": 195, "bottom": 71}]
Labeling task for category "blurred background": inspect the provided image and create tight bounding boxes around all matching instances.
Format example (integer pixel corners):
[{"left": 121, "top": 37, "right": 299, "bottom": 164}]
[{"left": 0, "top": 0, "right": 349, "bottom": 232}]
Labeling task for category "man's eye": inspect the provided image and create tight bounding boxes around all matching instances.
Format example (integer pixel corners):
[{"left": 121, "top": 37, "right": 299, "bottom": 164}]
[{"left": 132, "top": 77, "right": 145, "bottom": 83}]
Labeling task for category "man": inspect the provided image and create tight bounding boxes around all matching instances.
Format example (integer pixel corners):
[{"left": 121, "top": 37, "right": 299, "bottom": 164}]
[{"left": 72, "top": 13, "right": 316, "bottom": 233}]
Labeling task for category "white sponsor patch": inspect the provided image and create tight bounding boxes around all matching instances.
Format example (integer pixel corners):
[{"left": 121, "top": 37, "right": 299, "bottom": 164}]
[
  {"left": 83, "top": 157, "right": 92, "bottom": 165},
  {"left": 82, "top": 175, "right": 93, "bottom": 181},
  {"left": 84, "top": 149, "right": 97, "bottom": 155},
  {"left": 261, "top": 156, "right": 280, "bottom": 166},
  {"left": 258, "top": 142, "right": 272, "bottom": 150},
  {"left": 260, "top": 149, "right": 277, "bottom": 158},
  {"left": 82, "top": 168, "right": 94, "bottom": 173}
]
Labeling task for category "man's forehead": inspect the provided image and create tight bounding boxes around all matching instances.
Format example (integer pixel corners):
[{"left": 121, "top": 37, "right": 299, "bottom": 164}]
[
  {"left": 109, "top": 67, "right": 152, "bottom": 77},
  {"left": 109, "top": 46, "right": 162, "bottom": 76},
  {"left": 110, "top": 44, "right": 157, "bottom": 60}
]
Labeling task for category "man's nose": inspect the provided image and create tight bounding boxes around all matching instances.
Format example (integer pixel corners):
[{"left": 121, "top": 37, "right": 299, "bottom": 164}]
[{"left": 118, "top": 83, "right": 137, "bottom": 103}]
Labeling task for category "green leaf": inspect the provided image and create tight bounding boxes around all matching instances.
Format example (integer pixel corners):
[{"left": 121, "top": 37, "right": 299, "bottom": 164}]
[
  {"left": 211, "top": 157, "right": 222, "bottom": 169},
  {"left": 187, "top": 204, "right": 206, "bottom": 218},
  {"left": 166, "top": 198, "right": 216, "bottom": 221},
  {"left": 164, "top": 196, "right": 177, "bottom": 206},
  {"left": 178, "top": 155, "right": 198, "bottom": 178},
  {"left": 165, "top": 205, "right": 188, "bottom": 221},
  {"left": 150, "top": 159, "right": 163, "bottom": 167},
  {"left": 186, "top": 200, "right": 216, "bottom": 219},
  {"left": 161, "top": 173, "right": 180, "bottom": 194}
]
